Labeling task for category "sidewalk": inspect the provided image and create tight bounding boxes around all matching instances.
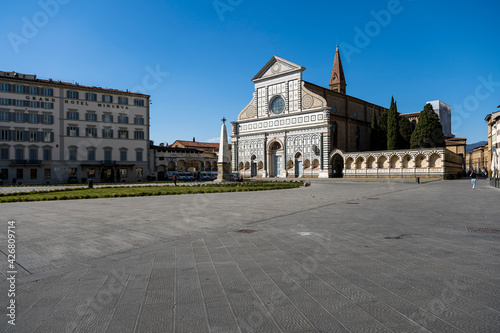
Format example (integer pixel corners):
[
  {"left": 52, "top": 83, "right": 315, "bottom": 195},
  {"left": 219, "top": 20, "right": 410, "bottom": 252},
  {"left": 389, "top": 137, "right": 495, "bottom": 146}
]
[{"left": 1, "top": 179, "right": 499, "bottom": 332}]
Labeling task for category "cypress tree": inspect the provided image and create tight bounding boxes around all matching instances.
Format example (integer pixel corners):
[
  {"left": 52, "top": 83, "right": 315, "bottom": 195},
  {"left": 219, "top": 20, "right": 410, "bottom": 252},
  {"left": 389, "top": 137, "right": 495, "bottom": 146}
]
[
  {"left": 387, "top": 97, "right": 399, "bottom": 150},
  {"left": 410, "top": 103, "right": 445, "bottom": 148},
  {"left": 398, "top": 116, "right": 413, "bottom": 149},
  {"left": 378, "top": 108, "right": 388, "bottom": 150},
  {"left": 370, "top": 109, "right": 380, "bottom": 150}
]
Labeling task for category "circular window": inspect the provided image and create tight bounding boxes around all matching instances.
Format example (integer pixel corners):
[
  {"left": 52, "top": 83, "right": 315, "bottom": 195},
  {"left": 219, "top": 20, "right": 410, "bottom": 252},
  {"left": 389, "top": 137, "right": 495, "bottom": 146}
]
[{"left": 271, "top": 96, "right": 285, "bottom": 115}]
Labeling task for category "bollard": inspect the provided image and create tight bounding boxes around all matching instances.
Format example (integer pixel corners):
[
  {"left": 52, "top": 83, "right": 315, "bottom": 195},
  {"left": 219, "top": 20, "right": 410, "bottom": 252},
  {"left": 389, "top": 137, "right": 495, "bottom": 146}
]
[
  {"left": 416, "top": 177, "right": 420, "bottom": 184},
  {"left": 88, "top": 179, "right": 93, "bottom": 188}
]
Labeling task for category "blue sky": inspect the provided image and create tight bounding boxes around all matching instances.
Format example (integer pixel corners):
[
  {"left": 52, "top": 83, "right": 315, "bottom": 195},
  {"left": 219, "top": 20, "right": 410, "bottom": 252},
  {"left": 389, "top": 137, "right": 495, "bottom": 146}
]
[{"left": 1, "top": 0, "right": 499, "bottom": 145}]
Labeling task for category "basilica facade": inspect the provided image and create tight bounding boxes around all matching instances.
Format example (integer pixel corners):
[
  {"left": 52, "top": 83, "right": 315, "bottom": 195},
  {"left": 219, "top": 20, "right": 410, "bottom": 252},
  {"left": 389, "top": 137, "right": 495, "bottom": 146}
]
[{"left": 231, "top": 46, "right": 387, "bottom": 178}]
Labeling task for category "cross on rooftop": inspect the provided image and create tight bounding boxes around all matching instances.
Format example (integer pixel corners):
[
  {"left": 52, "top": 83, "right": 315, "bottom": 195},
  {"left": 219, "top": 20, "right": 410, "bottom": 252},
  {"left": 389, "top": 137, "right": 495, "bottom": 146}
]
[{"left": 222, "top": 117, "right": 226, "bottom": 124}]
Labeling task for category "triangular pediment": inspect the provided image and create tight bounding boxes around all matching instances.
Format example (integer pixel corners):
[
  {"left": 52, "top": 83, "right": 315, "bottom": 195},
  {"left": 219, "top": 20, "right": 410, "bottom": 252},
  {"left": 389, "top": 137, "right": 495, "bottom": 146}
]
[{"left": 252, "top": 56, "right": 305, "bottom": 82}]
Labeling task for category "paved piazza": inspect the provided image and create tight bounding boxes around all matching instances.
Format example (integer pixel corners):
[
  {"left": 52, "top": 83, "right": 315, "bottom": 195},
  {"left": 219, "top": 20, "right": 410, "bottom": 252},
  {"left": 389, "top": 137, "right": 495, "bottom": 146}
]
[{"left": 0, "top": 179, "right": 499, "bottom": 332}]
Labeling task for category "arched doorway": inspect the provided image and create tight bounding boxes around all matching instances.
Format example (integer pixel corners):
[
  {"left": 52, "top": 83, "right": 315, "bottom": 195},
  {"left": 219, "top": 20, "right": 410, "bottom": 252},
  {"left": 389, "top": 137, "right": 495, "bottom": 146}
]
[
  {"left": 295, "top": 152, "right": 303, "bottom": 177},
  {"left": 101, "top": 167, "right": 115, "bottom": 183},
  {"left": 251, "top": 155, "right": 257, "bottom": 177},
  {"left": 331, "top": 153, "right": 344, "bottom": 178},
  {"left": 269, "top": 141, "right": 283, "bottom": 177}
]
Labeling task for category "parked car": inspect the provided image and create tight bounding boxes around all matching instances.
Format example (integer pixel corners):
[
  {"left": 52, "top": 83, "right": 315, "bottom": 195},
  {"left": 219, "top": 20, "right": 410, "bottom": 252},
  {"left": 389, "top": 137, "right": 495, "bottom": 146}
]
[
  {"left": 178, "top": 172, "right": 194, "bottom": 181},
  {"left": 67, "top": 176, "right": 78, "bottom": 184},
  {"left": 230, "top": 173, "right": 240, "bottom": 181},
  {"left": 199, "top": 171, "right": 212, "bottom": 181},
  {"left": 166, "top": 172, "right": 178, "bottom": 180}
]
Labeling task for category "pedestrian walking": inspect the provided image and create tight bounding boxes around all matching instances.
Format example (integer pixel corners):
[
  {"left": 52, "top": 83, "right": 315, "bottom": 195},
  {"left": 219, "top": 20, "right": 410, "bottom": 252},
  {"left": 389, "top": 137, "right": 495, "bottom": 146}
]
[
  {"left": 173, "top": 174, "right": 177, "bottom": 186},
  {"left": 470, "top": 169, "right": 478, "bottom": 189}
]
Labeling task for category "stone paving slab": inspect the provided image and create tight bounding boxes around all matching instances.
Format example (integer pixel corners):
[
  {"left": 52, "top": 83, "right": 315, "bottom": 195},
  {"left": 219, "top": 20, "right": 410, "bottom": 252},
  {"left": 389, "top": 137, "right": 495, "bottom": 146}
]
[{"left": 0, "top": 179, "right": 499, "bottom": 332}]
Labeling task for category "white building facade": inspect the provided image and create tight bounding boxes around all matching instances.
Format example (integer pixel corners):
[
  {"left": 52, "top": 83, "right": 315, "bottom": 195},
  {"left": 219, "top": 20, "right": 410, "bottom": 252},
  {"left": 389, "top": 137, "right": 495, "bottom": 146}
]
[
  {"left": 427, "top": 100, "right": 452, "bottom": 137},
  {"left": 0, "top": 71, "right": 150, "bottom": 184},
  {"left": 231, "top": 50, "right": 387, "bottom": 179}
]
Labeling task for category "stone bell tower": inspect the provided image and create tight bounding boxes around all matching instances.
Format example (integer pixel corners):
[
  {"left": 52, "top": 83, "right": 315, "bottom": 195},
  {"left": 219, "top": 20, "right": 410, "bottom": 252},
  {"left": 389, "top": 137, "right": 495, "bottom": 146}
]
[{"left": 329, "top": 45, "right": 347, "bottom": 94}]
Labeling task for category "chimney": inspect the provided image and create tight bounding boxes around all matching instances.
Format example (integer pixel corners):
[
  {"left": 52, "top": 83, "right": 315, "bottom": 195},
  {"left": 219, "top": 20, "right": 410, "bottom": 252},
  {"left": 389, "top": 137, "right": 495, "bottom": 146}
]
[{"left": 193, "top": 137, "right": 195, "bottom": 142}]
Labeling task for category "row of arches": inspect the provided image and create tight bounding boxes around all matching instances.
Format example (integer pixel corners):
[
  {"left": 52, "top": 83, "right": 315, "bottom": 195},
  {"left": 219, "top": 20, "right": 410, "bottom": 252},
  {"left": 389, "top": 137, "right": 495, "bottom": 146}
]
[
  {"left": 344, "top": 153, "right": 442, "bottom": 170},
  {"left": 157, "top": 160, "right": 218, "bottom": 172}
]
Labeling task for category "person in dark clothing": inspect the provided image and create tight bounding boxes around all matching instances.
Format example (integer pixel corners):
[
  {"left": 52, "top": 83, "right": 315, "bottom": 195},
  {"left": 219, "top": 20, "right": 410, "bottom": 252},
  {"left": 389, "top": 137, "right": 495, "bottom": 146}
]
[
  {"left": 173, "top": 174, "right": 177, "bottom": 186},
  {"left": 470, "top": 170, "right": 478, "bottom": 189}
]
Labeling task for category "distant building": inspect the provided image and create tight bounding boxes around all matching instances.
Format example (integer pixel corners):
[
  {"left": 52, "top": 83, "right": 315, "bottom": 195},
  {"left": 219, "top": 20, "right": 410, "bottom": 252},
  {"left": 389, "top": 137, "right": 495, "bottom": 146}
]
[
  {"left": 401, "top": 100, "right": 452, "bottom": 138},
  {"left": 0, "top": 71, "right": 150, "bottom": 185},
  {"left": 466, "top": 144, "right": 488, "bottom": 171},
  {"left": 149, "top": 139, "right": 232, "bottom": 180},
  {"left": 485, "top": 107, "right": 500, "bottom": 178}
]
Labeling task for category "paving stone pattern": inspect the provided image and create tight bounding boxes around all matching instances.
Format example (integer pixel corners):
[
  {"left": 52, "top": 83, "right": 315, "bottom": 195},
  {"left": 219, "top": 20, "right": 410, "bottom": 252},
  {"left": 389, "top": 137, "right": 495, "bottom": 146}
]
[{"left": 0, "top": 179, "right": 499, "bottom": 332}]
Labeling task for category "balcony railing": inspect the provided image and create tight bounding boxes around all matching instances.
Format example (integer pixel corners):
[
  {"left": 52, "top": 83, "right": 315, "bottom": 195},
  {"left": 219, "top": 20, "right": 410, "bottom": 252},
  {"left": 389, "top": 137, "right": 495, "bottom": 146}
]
[{"left": 10, "top": 159, "right": 42, "bottom": 166}]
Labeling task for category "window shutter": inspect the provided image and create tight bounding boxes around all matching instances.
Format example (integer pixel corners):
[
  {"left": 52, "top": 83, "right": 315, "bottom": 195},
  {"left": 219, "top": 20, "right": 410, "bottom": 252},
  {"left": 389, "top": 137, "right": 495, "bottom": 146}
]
[
  {"left": 126, "top": 131, "right": 129, "bottom": 139},
  {"left": 76, "top": 127, "right": 80, "bottom": 136},
  {"left": 23, "top": 130, "right": 29, "bottom": 142},
  {"left": 67, "top": 127, "right": 70, "bottom": 136},
  {"left": 66, "top": 111, "right": 70, "bottom": 119},
  {"left": 76, "top": 112, "right": 79, "bottom": 120},
  {"left": 110, "top": 115, "right": 114, "bottom": 122},
  {"left": 50, "top": 132, "right": 54, "bottom": 142}
]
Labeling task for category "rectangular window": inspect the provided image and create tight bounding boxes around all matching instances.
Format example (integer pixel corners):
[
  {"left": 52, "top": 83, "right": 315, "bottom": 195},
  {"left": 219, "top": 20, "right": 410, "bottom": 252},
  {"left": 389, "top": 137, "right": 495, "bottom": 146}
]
[
  {"left": 118, "top": 129, "right": 128, "bottom": 139},
  {"left": 0, "top": 111, "right": 10, "bottom": 121},
  {"left": 102, "top": 114, "right": 113, "bottom": 122},
  {"left": 86, "top": 93, "right": 97, "bottom": 101},
  {"left": 29, "top": 87, "right": 39, "bottom": 95},
  {"left": 29, "top": 114, "right": 38, "bottom": 123},
  {"left": 69, "top": 168, "right": 77, "bottom": 177},
  {"left": 29, "top": 149, "right": 38, "bottom": 161},
  {"left": 30, "top": 169, "right": 37, "bottom": 180},
  {"left": 15, "top": 148, "right": 24, "bottom": 161},
  {"left": 1, "top": 83, "right": 10, "bottom": 92},
  {"left": 102, "top": 95, "right": 113, "bottom": 103},
  {"left": 16, "top": 85, "right": 25, "bottom": 93},
  {"left": 15, "top": 113, "right": 25, "bottom": 122},
  {"left": 43, "top": 132, "right": 52, "bottom": 143},
  {"left": 67, "top": 91, "right": 79, "bottom": 99},
  {"left": 30, "top": 101, "right": 40, "bottom": 108},
  {"left": 136, "top": 151, "right": 143, "bottom": 161},
  {"left": 69, "top": 149, "right": 77, "bottom": 161},
  {"left": 134, "top": 117, "right": 144, "bottom": 125},
  {"left": 0, "top": 148, "right": 9, "bottom": 160},
  {"left": 102, "top": 128, "right": 113, "bottom": 138},
  {"left": 0, "top": 129, "right": 10, "bottom": 141},
  {"left": 118, "top": 116, "right": 128, "bottom": 124},
  {"left": 118, "top": 97, "right": 128, "bottom": 105},
  {"left": 15, "top": 130, "right": 24, "bottom": 141},
  {"left": 120, "top": 150, "right": 127, "bottom": 161},
  {"left": 43, "top": 88, "right": 53, "bottom": 96},
  {"left": 67, "top": 111, "right": 79, "bottom": 120},
  {"left": 136, "top": 168, "right": 143, "bottom": 178},
  {"left": 29, "top": 131, "right": 38, "bottom": 142},
  {"left": 134, "top": 130, "right": 144, "bottom": 140},
  {"left": 104, "top": 150, "right": 112, "bottom": 161},
  {"left": 44, "top": 168, "right": 51, "bottom": 179},
  {"left": 67, "top": 126, "right": 79, "bottom": 137},
  {"left": 1, "top": 99, "right": 12, "bottom": 106},
  {"left": 119, "top": 168, "right": 128, "bottom": 178},
  {"left": 87, "top": 150, "right": 96, "bottom": 161},
  {"left": 43, "top": 102, "right": 54, "bottom": 109},
  {"left": 134, "top": 99, "right": 145, "bottom": 106},
  {"left": 42, "top": 114, "right": 53, "bottom": 124},
  {"left": 86, "top": 113, "right": 97, "bottom": 121},
  {"left": 1, "top": 168, "right": 8, "bottom": 180},
  {"left": 87, "top": 168, "right": 96, "bottom": 178},
  {"left": 43, "top": 149, "right": 51, "bottom": 161},
  {"left": 85, "top": 127, "right": 97, "bottom": 137},
  {"left": 16, "top": 169, "right": 23, "bottom": 180}
]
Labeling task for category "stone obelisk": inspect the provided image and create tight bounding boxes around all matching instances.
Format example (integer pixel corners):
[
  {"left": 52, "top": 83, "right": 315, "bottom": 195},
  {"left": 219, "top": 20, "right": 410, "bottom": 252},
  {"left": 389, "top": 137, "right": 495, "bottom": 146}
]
[{"left": 215, "top": 117, "right": 231, "bottom": 182}]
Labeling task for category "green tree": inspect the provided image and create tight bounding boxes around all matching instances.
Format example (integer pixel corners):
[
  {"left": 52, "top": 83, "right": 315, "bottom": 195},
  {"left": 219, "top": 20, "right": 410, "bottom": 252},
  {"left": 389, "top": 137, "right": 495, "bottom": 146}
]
[
  {"left": 378, "top": 108, "right": 388, "bottom": 150},
  {"left": 410, "top": 103, "right": 445, "bottom": 148},
  {"left": 370, "top": 109, "right": 380, "bottom": 150},
  {"left": 387, "top": 97, "right": 399, "bottom": 150},
  {"left": 398, "top": 116, "right": 414, "bottom": 149}
]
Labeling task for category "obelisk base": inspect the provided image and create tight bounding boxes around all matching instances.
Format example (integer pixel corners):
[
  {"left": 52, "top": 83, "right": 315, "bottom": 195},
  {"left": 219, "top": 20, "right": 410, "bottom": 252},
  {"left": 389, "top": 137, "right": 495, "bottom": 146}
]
[{"left": 214, "top": 162, "right": 232, "bottom": 182}]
